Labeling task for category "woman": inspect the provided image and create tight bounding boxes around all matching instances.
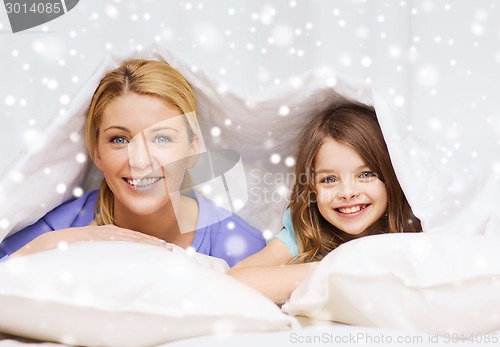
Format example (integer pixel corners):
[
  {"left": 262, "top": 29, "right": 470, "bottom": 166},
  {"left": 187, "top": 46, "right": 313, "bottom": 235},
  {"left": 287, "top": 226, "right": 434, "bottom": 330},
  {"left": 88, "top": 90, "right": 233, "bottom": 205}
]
[{"left": 1, "top": 59, "right": 265, "bottom": 266}]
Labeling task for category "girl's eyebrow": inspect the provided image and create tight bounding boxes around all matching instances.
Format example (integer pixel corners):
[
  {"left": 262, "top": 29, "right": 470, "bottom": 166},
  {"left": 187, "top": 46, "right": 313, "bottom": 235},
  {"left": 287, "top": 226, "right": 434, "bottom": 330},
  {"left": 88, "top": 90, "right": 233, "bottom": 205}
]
[
  {"left": 315, "top": 168, "right": 335, "bottom": 175},
  {"left": 315, "top": 165, "right": 370, "bottom": 175}
]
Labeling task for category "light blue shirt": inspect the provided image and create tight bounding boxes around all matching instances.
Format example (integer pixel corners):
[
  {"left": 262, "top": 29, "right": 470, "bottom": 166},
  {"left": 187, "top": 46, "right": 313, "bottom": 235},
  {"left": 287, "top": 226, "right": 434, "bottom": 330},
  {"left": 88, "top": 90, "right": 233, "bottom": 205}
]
[{"left": 274, "top": 209, "right": 300, "bottom": 257}]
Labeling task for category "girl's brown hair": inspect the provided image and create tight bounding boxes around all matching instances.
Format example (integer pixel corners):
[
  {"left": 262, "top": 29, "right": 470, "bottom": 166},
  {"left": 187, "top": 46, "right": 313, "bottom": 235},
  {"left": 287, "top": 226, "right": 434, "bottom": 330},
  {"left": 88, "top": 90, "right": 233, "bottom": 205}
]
[
  {"left": 85, "top": 59, "right": 199, "bottom": 225},
  {"left": 289, "top": 102, "right": 421, "bottom": 263}
]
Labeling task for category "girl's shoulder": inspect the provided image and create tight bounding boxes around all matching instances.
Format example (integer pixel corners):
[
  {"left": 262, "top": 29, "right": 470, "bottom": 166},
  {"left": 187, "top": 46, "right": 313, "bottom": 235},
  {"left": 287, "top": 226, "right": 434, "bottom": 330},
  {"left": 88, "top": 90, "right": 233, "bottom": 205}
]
[{"left": 274, "top": 209, "right": 300, "bottom": 257}]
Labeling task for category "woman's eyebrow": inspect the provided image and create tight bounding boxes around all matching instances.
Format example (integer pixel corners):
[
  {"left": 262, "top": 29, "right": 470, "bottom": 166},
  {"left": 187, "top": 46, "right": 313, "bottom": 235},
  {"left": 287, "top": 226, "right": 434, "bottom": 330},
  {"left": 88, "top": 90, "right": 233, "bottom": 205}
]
[
  {"left": 104, "top": 126, "right": 130, "bottom": 133},
  {"left": 103, "top": 126, "right": 179, "bottom": 133},
  {"left": 149, "top": 126, "right": 179, "bottom": 133}
]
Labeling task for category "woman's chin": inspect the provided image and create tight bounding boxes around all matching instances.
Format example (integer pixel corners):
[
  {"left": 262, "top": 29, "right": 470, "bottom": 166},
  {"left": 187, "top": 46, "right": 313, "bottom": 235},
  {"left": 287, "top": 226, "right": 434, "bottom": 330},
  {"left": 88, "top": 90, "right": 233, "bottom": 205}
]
[{"left": 118, "top": 195, "right": 172, "bottom": 217}]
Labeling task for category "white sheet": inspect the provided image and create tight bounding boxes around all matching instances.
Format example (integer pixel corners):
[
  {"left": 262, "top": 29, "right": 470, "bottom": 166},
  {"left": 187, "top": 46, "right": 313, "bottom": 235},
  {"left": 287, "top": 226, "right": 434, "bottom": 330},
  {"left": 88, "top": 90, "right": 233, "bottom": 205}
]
[{"left": 2, "top": 318, "right": 498, "bottom": 347}]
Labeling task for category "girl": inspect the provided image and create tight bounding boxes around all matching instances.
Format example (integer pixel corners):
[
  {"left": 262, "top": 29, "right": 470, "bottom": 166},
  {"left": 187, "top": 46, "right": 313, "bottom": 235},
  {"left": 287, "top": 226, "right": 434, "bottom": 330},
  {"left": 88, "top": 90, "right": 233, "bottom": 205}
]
[
  {"left": 1, "top": 59, "right": 265, "bottom": 266},
  {"left": 228, "top": 101, "right": 421, "bottom": 301}
]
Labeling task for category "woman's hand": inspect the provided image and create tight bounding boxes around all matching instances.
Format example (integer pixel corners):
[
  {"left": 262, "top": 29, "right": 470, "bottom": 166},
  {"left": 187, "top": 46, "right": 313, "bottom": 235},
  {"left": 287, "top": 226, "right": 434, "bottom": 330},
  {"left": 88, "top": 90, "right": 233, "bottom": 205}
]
[{"left": 10, "top": 225, "right": 172, "bottom": 258}]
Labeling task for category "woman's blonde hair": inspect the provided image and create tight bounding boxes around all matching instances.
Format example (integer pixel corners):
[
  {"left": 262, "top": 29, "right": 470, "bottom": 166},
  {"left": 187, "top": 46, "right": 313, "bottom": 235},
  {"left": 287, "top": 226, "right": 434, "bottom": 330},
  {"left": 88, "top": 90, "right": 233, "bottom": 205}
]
[
  {"left": 85, "top": 59, "right": 199, "bottom": 225},
  {"left": 289, "top": 102, "right": 421, "bottom": 263}
]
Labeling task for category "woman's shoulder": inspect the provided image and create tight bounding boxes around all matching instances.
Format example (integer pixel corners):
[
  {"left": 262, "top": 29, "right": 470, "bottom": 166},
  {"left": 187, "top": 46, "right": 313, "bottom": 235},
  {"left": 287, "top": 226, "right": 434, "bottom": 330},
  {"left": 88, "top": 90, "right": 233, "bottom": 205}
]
[
  {"left": 59, "top": 189, "right": 98, "bottom": 208},
  {"left": 43, "top": 190, "right": 98, "bottom": 229},
  {"left": 193, "top": 191, "right": 262, "bottom": 238},
  {"left": 0, "top": 190, "right": 98, "bottom": 257},
  {"left": 190, "top": 190, "right": 266, "bottom": 266},
  {"left": 50, "top": 189, "right": 98, "bottom": 215}
]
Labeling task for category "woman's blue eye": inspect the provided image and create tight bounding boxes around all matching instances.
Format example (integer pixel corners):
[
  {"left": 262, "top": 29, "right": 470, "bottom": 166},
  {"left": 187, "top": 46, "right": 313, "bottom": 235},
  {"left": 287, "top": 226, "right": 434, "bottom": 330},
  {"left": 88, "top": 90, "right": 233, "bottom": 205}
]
[
  {"left": 153, "top": 136, "right": 172, "bottom": 144},
  {"left": 359, "top": 171, "right": 377, "bottom": 179},
  {"left": 110, "top": 136, "right": 128, "bottom": 145}
]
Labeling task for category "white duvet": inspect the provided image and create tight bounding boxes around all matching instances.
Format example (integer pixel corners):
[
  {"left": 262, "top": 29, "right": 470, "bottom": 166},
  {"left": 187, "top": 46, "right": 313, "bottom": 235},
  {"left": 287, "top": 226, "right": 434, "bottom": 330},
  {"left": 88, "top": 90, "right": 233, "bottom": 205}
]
[{"left": 0, "top": 45, "right": 498, "bottom": 241}]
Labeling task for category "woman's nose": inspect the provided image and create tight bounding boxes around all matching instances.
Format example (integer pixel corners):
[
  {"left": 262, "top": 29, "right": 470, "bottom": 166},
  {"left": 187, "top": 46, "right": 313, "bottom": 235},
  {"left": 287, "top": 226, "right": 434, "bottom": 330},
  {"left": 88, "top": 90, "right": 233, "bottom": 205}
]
[{"left": 128, "top": 135, "right": 152, "bottom": 170}]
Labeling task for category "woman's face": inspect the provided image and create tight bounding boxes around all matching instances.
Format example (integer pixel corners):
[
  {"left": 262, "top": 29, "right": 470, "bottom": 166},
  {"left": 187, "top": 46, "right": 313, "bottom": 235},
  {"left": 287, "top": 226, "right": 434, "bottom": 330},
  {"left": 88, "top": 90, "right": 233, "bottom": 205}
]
[
  {"left": 314, "top": 138, "right": 388, "bottom": 236},
  {"left": 93, "top": 92, "right": 199, "bottom": 216}
]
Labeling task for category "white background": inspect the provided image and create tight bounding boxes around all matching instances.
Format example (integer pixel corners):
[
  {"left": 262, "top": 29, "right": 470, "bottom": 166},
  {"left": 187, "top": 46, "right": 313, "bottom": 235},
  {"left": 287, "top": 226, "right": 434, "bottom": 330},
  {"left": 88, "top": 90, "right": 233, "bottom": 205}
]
[{"left": 0, "top": 0, "right": 499, "bottom": 174}]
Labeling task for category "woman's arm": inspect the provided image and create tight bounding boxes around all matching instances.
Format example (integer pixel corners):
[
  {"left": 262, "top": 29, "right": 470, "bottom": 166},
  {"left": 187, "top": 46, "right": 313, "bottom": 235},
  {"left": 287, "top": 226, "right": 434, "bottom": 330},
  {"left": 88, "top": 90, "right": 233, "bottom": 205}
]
[
  {"left": 227, "top": 238, "right": 318, "bottom": 303},
  {"left": 10, "top": 225, "right": 170, "bottom": 258}
]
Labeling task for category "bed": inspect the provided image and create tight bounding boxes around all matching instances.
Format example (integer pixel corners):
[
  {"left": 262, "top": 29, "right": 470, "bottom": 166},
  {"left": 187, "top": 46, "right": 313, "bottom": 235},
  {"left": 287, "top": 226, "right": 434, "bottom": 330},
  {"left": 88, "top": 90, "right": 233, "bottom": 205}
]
[{"left": 1, "top": 45, "right": 499, "bottom": 347}]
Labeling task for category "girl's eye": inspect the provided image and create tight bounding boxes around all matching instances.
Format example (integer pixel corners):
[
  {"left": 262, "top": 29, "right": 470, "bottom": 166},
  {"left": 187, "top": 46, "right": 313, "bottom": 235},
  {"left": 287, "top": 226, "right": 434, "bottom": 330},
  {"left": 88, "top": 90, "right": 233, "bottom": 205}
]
[
  {"left": 359, "top": 171, "right": 378, "bottom": 179},
  {"left": 153, "top": 135, "right": 172, "bottom": 144},
  {"left": 109, "top": 136, "right": 129, "bottom": 145},
  {"left": 320, "top": 176, "right": 338, "bottom": 184}
]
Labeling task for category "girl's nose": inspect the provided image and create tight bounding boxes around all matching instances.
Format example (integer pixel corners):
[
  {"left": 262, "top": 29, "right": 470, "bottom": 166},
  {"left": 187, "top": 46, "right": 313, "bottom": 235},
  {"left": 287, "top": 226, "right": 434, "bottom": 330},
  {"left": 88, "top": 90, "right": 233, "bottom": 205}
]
[{"left": 335, "top": 181, "right": 360, "bottom": 201}]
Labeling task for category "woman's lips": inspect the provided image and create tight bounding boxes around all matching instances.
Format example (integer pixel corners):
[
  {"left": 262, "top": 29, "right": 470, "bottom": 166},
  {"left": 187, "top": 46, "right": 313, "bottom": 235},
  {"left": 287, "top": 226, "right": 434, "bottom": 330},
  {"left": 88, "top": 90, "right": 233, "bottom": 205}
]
[{"left": 123, "top": 177, "right": 164, "bottom": 192}]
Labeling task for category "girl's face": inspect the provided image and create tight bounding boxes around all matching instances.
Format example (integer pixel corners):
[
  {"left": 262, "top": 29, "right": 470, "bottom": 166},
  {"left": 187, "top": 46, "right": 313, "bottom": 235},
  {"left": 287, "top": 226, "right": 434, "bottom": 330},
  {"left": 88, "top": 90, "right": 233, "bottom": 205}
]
[
  {"left": 93, "top": 92, "right": 199, "bottom": 216},
  {"left": 314, "top": 138, "right": 388, "bottom": 236}
]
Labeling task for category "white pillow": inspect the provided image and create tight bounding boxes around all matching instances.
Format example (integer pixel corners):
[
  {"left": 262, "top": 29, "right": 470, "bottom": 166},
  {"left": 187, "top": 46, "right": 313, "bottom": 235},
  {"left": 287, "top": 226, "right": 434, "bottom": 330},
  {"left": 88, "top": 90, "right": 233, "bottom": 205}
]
[
  {"left": 283, "top": 232, "right": 500, "bottom": 335},
  {"left": 0, "top": 242, "right": 297, "bottom": 346}
]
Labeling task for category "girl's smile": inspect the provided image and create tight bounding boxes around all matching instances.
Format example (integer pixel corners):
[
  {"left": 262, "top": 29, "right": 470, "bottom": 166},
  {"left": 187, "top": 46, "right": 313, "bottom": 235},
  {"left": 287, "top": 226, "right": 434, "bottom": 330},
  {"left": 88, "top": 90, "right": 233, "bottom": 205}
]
[
  {"left": 314, "top": 138, "right": 388, "bottom": 235},
  {"left": 334, "top": 203, "right": 369, "bottom": 217}
]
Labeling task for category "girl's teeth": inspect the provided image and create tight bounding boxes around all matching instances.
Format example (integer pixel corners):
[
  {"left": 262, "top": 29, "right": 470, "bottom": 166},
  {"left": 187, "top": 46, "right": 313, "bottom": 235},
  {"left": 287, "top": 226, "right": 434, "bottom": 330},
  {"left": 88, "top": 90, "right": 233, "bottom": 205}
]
[{"left": 338, "top": 205, "right": 365, "bottom": 214}]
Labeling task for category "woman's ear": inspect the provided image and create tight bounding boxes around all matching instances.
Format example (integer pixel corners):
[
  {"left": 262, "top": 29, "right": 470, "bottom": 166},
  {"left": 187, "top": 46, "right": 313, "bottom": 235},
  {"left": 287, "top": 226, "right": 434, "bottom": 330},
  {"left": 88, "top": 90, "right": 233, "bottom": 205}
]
[
  {"left": 93, "top": 146, "right": 103, "bottom": 170},
  {"left": 186, "top": 135, "right": 200, "bottom": 169}
]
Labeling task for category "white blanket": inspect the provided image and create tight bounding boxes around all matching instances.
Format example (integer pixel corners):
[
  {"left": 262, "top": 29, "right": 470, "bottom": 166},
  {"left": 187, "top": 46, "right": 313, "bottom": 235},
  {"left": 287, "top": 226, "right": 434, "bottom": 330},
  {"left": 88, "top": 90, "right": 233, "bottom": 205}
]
[{"left": 1, "top": 44, "right": 497, "bottom": 242}]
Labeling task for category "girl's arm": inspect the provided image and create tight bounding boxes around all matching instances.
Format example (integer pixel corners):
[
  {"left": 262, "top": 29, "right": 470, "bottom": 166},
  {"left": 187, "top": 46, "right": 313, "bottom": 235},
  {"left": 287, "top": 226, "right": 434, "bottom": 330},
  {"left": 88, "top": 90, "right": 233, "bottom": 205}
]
[
  {"left": 10, "top": 225, "right": 170, "bottom": 258},
  {"left": 227, "top": 238, "right": 318, "bottom": 303}
]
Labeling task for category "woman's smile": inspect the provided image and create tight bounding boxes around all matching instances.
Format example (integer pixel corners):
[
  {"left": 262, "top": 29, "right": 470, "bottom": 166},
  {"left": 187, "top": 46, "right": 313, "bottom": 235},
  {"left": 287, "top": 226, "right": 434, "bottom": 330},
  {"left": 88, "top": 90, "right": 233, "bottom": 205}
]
[{"left": 123, "top": 176, "right": 164, "bottom": 192}]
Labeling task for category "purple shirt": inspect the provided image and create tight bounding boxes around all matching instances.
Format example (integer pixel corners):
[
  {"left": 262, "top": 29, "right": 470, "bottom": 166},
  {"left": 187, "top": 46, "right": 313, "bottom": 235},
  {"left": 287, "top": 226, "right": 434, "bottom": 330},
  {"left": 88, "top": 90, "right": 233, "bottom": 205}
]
[{"left": 0, "top": 190, "right": 265, "bottom": 267}]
